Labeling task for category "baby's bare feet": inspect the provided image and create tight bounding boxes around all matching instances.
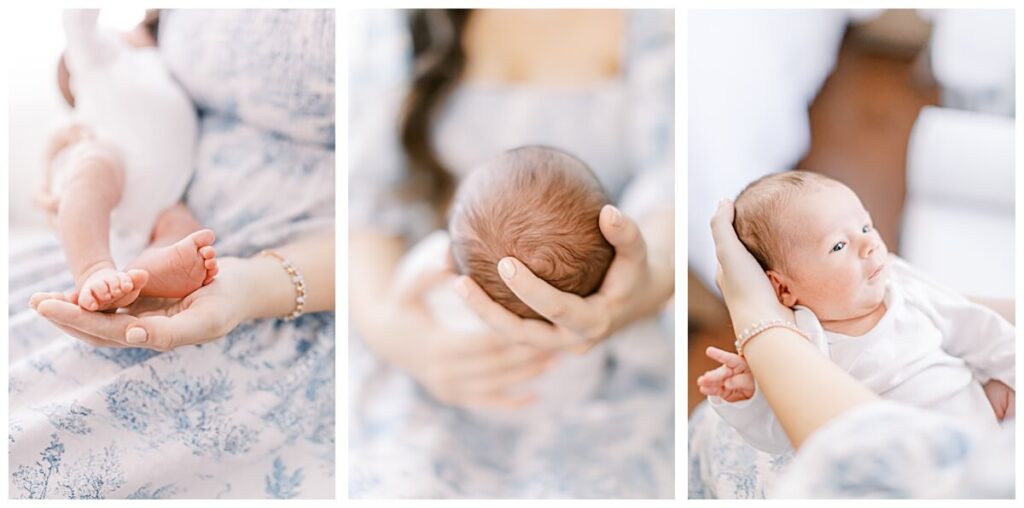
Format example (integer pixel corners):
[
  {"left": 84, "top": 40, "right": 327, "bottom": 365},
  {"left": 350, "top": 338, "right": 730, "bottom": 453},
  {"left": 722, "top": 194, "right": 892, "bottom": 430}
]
[
  {"left": 129, "top": 229, "right": 218, "bottom": 298},
  {"left": 77, "top": 266, "right": 149, "bottom": 311}
]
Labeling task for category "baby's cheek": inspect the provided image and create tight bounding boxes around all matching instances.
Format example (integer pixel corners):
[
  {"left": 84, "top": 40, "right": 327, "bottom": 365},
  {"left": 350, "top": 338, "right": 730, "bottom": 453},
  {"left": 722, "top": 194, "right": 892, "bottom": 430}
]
[{"left": 812, "top": 269, "right": 860, "bottom": 309}]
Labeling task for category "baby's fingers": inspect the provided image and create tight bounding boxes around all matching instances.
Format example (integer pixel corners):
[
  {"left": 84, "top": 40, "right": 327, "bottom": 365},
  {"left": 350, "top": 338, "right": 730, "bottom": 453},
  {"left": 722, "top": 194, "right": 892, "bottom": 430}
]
[
  {"left": 723, "top": 374, "right": 754, "bottom": 391},
  {"left": 697, "top": 364, "right": 731, "bottom": 386},
  {"left": 698, "top": 384, "right": 721, "bottom": 397},
  {"left": 705, "top": 346, "right": 746, "bottom": 370}
]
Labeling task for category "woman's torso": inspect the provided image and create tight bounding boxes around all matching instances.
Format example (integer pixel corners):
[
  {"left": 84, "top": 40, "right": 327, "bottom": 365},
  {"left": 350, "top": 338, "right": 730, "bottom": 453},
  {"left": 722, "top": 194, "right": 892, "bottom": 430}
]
[
  {"left": 435, "top": 10, "right": 634, "bottom": 202},
  {"left": 158, "top": 9, "right": 336, "bottom": 257}
]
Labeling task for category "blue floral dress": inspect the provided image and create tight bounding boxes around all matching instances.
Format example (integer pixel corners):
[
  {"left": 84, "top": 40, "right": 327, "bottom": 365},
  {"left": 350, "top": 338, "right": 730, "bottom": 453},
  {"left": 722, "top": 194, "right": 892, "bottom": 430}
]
[
  {"left": 9, "top": 10, "right": 334, "bottom": 499},
  {"left": 348, "top": 10, "right": 675, "bottom": 498},
  {"left": 689, "top": 400, "right": 1014, "bottom": 498}
]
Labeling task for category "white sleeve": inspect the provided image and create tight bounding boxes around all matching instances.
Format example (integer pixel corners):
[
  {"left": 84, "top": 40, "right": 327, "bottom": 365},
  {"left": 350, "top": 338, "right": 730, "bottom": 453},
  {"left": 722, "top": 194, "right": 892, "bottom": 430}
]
[
  {"left": 892, "top": 256, "right": 1015, "bottom": 389},
  {"left": 707, "top": 383, "right": 793, "bottom": 454}
]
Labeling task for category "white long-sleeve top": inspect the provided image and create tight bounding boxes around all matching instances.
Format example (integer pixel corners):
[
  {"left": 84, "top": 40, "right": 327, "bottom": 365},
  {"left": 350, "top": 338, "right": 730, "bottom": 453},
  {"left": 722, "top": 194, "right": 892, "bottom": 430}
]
[{"left": 709, "top": 256, "right": 1015, "bottom": 454}]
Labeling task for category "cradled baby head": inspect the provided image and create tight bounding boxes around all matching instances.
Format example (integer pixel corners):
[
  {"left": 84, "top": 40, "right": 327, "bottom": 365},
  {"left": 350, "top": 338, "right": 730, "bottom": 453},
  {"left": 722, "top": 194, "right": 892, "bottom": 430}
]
[
  {"left": 733, "top": 170, "right": 889, "bottom": 322},
  {"left": 449, "top": 146, "right": 614, "bottom": 321}
]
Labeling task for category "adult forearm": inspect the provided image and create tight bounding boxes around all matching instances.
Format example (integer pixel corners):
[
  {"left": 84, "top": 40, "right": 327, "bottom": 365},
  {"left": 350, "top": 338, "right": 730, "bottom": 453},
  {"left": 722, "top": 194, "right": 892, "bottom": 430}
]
[
  {"left": 635, "top": 206, "right": 675, "bottom": 317},
  {"left": 235, "top": 230, "right": 335, "bottom": 320},
  {"left": 742, "top": 329, "right": 878, "bottom": 450},
  {"left": 348, "top": 230, "right": 406, "bottom": 340}
]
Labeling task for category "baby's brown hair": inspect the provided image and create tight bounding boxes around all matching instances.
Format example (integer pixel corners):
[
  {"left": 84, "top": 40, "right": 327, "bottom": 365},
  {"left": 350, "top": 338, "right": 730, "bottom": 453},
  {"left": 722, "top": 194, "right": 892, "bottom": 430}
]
[
  {"left": 449, "top": 146, "right": 614, "bottom": 320},
  {"left": 734, "top": 170, "right": 836, "bottom": 271}
]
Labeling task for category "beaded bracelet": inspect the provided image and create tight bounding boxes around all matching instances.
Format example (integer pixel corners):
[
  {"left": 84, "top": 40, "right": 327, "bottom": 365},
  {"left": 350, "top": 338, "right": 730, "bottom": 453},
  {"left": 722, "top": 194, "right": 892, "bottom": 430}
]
[
  {"left": 260, "top": 249, "right": 307, "bottom": 321},
  {"left": 734, "top": 319, "right": 811, "bottom": 357}
]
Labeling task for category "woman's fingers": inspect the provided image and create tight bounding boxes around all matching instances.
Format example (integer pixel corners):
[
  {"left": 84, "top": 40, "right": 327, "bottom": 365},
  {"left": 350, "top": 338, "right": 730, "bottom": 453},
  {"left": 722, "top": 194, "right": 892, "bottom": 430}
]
[
  {"left": 35, "top": 298, "right": 136, "bottom": 342},
  {"left": 461, "top": 355, "right": 553, "bottom": 397},
  {"left": 31, "top": 292, "right": 130, "bottom": 348},
  {"left": 709, "top": 199, "right": 748, "bottom": 262},
  {"left": 494, "top": 257, "right": 599, "bottom": 334},
  {"left": 598, "top": 205, "right": 647, "bottom": 263},
  {"left": 29, "top": 291, "right": 73, "bottom": 309},
  {"left": 447, "top": 342, "right": 552, "bottom": 380},
  {"left": 44, "top": 317, "right": 129, "bottom": 348},
  {"left": 457, "top": 276, "right": 566, "bottom": 347}
]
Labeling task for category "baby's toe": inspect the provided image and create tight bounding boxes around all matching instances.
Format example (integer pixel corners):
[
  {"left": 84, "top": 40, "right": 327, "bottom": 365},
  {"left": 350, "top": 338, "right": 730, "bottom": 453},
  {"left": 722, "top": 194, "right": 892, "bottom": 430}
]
[
  {"left": 190, "top": 229, "right": 216, "bottom": 249},
  {"left": 106, "top": 275, "right": 124, "bottom": 298},
  {"left": 202, "top": 259, "right": 219, "bottom": 285},
  {"left": 78, "top": 287, "right": 98, "bottom": 311},
  {"left": 199, "top": 245, "right": 216, "bottom": 260},
  {"left": 89, "top": 278, "right": 112, "bottom": 301},
  {"left": 126, "top": 269, "right": 149, "bottom": 289},
  {"left": 117, "top": 272, "right": 134, "bottom": 293}
]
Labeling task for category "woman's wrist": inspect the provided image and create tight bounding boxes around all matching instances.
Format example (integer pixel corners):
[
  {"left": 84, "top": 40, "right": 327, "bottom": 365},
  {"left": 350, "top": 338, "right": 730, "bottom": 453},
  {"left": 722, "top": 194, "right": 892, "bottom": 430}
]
[
  {"left": 219, "top": 255, "right": 300, "bottom": 322},
  {"left": 729, "top": 304, "right": 795, "bottom": 341},
  {"left": 614, "top": 208, "right": 675, "bottom": 330}
]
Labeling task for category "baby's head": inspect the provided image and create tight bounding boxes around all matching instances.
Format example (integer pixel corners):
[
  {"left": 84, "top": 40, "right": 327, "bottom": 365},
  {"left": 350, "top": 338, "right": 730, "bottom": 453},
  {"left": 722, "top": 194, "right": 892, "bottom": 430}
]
[
  {"left": 734, "top": 170, "right": 889, "bottom": 321},
  {"left": 449, "top": 146, "right": 614, "bottom": 321}
]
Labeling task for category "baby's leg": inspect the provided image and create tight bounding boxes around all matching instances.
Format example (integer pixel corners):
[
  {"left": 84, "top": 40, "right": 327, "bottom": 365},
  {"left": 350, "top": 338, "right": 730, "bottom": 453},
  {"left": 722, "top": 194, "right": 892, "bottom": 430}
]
[
  {"left": 148, "top": 202, "right": 204, "bottom": 248},
  {"left": 56, "top": 144, "right": 146, "bottom": 310}
]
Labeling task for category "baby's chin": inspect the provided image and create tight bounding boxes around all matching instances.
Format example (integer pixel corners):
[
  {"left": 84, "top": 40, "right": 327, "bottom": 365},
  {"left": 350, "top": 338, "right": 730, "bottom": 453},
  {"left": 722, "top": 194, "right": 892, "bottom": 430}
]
[
  {"left": 809, "top": 288, "right": 886, "bottom": 322},
  {"left": 823, "top": 290, "right": 888, "bottom": 319}
]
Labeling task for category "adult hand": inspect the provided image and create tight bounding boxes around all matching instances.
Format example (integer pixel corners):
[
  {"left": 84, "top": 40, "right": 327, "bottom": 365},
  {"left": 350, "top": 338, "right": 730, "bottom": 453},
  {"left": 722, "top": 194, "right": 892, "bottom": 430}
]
[
  {"left": 376, "top": 260, "right": 559, "bottom": 410},
  {"left": 709, "top": 199, "right": 793, "bottom": 335},
  {"left": 30, "top": 258, "right": 254, "bottom": 352},
  {"left": 459, "top": 205, "right": 671, "bottom": 354}
]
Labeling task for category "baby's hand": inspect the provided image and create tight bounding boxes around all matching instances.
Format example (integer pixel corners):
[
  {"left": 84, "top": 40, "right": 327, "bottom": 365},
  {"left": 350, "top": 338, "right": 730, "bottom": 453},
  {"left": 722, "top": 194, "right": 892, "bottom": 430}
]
[
  {"left": 982, "top": 379, "right": 1015, "bottom": 422},
  {"left": 697, "top": 346, "right": 755, "bottom": 403}
]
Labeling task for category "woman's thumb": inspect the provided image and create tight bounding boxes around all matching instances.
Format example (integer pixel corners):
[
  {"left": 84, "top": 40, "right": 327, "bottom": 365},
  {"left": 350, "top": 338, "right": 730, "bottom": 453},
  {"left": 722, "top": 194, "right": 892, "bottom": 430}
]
[{"left": 599, "top": 205, "right": 645, "bottom": 261}]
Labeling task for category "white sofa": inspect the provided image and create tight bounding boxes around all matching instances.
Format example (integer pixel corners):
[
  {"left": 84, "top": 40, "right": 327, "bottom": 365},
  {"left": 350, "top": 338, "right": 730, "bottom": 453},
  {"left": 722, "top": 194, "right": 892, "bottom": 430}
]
[{"left": 901, "top": 106, "right": 1015, "bottom": 299}]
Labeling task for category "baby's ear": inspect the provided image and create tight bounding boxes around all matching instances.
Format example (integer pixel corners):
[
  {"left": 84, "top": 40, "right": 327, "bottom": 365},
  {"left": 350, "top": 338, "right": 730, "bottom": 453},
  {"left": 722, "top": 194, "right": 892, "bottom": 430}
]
[{"left": 766, "top": 270, "right": 797, "bottom": 307}]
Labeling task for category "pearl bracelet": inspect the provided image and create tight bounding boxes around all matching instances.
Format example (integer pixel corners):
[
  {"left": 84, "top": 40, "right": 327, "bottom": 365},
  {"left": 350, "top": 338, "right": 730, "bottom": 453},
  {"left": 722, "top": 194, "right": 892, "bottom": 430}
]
[
  {"left": 260, "top": 249, "right": 307, "bottom": 321},
  {"left": 734, "top": 319, "right": 810, "bottom": 356}
]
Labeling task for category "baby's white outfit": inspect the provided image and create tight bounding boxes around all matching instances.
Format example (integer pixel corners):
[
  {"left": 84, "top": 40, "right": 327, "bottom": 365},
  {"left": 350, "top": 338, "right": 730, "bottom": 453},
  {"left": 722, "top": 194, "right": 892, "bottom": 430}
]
[
  {"left": 53, "top": 10, "right": 197, "bottom": 267},
  {"left": 710, "top": 256, "right": 1015, "bottom": 454},
  {"left": 394, "top": 231, "right": 609, "bottom": 423}
]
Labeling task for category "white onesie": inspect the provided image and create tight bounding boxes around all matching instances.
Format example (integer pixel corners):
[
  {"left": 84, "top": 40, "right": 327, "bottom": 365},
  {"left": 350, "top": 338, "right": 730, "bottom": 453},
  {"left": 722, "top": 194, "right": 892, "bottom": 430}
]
[
  {"left": 709, "top": 255, "right": 1015, "bottom": 454},
  {"left": 53, "top": 10, "right": 197, "bottom": 267}
]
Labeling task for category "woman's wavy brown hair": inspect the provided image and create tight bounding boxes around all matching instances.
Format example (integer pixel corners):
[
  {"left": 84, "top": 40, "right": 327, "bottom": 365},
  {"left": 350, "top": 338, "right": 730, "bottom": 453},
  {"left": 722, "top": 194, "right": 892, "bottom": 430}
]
[{"left": 399, "top": 9, "right": 472, "bottom": 225}]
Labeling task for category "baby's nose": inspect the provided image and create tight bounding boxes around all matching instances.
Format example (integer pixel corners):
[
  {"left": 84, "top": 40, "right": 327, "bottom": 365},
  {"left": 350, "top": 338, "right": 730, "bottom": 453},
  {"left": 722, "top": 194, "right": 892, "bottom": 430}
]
[{"left": 860, "top": 238, "right": 878, "bottom": 258}]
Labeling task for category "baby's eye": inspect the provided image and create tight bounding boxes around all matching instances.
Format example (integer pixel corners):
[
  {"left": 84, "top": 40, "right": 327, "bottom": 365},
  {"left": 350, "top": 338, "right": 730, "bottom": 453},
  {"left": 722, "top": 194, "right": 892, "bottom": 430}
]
[
  {"left": 830, "top": 241, "right": 847, "bottom": 253},
  {"left": 862, "top": 224, "right": 872, "bottom": 234}
]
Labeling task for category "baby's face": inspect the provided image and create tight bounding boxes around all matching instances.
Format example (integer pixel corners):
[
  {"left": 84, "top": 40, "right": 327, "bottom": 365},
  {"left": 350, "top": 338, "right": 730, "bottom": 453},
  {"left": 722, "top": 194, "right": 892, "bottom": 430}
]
[{"left": 773, "top": 183, "right": 889, "bottom": 321}]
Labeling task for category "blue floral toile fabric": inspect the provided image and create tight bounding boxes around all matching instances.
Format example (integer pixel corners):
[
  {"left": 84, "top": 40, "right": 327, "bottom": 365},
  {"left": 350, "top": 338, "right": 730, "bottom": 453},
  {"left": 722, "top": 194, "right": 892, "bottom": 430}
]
[
  {"left": 9, "top": 10, "right": 334, "bottom": 499},
  {"left": 688, "top": 400, "right": 1014, "bottom": 498}
]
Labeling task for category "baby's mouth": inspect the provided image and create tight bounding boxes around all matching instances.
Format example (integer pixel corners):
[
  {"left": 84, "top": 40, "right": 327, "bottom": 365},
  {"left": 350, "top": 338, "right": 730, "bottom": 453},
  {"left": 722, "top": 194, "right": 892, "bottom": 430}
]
[{"left": 868, "top": 263, "right": 885, "bottom": 281}]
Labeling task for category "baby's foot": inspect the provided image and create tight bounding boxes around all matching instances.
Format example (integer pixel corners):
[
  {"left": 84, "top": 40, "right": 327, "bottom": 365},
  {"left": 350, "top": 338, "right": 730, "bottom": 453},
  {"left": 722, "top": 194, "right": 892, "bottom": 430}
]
[
  {"left": 129, "top": 229, "right": 219, "bottom": 298},
  {"left": 77, "top": 266, "right": 149, "bottom": 311}
]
